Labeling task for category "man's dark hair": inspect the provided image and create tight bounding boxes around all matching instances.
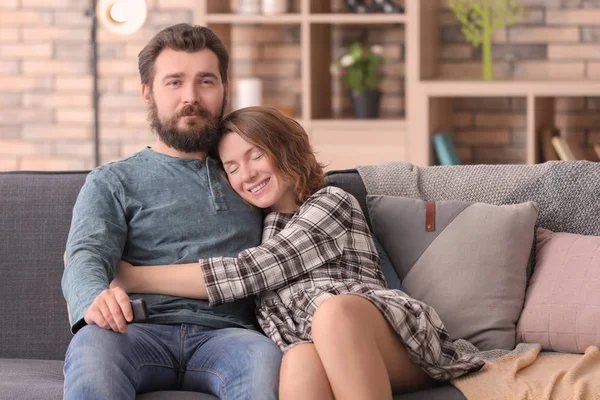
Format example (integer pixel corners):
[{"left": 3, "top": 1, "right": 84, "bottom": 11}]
[{"left": 138, "top": 23, "right": 229, "bottom": 88}]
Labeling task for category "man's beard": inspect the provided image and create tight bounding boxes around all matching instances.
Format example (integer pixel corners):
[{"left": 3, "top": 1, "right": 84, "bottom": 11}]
[{"left": 148, "top": 96, "right": 226, "bottom": 154}]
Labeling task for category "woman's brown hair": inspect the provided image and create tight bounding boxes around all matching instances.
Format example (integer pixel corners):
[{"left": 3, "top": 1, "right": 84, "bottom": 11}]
[{"left": 220, "top": 106, "right": 325, "bottom": 205}]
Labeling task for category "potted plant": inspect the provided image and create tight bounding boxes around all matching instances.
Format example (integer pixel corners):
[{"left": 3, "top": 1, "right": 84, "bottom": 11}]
[{"left": 331, "top": 42, "right": 385, "bottom": 119}]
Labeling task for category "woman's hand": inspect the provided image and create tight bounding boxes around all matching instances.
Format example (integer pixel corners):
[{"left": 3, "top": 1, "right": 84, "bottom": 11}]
[{"left": 110, "top": 260, "right": 137, "bottom": 292}]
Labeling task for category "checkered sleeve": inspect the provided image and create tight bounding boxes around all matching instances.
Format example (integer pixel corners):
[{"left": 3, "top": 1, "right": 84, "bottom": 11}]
[{"left": 199, "top": 188, "right": 352, "bottom": 306}]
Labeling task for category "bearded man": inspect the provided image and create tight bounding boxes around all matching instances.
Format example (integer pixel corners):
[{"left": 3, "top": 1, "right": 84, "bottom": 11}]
[{"left": 62, "top": 23, "right": 281, "bottom": 400}]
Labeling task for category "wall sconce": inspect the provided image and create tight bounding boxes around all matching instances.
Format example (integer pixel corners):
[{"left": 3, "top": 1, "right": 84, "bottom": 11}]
[
  {"left": 88, "top": 0, "right": 147, "bottom": 166},
  {"left": 97, "top": 0, "right": 148, "bottom": 35}
]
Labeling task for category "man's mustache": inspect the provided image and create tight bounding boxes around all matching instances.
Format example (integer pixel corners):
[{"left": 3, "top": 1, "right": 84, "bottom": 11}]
[{"left": 176, "top": 104, "right": 211, "bottom": 119}]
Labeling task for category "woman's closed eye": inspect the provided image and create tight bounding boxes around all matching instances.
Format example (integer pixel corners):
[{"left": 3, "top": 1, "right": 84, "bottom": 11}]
[{"left": 251, "top": 153, "right": 263, "bottom": 161}]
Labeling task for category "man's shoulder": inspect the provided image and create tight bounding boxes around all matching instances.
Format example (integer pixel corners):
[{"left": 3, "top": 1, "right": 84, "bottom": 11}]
[{"left": 88, "top": 150, "right": 148, "bottom": 179}]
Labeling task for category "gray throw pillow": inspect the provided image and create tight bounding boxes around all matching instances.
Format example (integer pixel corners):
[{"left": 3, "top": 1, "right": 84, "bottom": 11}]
[{"left": 366, "top": 195, "right": 539, "bottom": 351}]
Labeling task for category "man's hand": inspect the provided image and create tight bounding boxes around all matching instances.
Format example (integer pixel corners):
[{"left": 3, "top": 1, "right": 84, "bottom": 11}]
[{"left": 84, "top": 287, "right": 133, "bottom": 333}]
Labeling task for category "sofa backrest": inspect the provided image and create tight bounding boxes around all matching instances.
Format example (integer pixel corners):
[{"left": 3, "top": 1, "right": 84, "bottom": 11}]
[
  {"left": 0, "top": 171, "right": 88, "bottom": 360},
  {"left": 0, "top": 169, "right": 359, "bottom": 361}
]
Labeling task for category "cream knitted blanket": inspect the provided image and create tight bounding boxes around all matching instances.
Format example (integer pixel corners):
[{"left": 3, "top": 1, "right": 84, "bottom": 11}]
[{"left": 451, "top": 345, "right": 600, "bottom": 400}]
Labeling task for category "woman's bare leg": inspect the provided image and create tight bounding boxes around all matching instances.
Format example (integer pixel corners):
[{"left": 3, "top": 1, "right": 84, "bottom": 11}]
[
  {"left": 279, "top": 343, "right": 334, "bottom": 400},
  {"left": 311, "top": 295, "right": 435, "bottom": 400}
]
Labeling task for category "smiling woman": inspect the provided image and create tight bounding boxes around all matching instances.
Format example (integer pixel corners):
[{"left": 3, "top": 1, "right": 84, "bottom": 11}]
[{"left": 111, "top": 106, "right": 484, "bottom": 400}]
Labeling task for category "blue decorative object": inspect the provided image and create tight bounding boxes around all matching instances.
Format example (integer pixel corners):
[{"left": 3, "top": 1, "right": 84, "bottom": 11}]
[{"left": 432, "top": 132, "right": 461, "bottom": 165}]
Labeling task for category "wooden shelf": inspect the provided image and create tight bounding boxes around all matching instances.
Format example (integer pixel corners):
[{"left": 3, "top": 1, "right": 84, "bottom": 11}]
[
  {"left": 206, "top": 14, "right": 303, "bottom": 24},
  {"left": 205, "top": 13, "right": 406, "bottom": 25},
  {"left": 421, "top": 80, "right": 600, "bottom": 97},
  {"left": 309, "top": 14, "right": 407, "bottom": 24},
  {"left": 309, "top": 119, "right": 406, "bottom": 130}
]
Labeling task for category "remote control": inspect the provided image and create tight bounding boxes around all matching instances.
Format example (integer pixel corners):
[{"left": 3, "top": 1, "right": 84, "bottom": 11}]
[{"left": 130, "top": 298, "right": 148, "bottom": 323}]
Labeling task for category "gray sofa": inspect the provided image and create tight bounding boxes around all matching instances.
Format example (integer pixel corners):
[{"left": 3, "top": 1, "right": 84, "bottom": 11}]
[{"left": 0, "top": 169, "right": 468, "bottom": 400}]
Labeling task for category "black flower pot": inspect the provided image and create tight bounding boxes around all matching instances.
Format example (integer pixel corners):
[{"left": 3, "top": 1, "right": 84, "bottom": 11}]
[{"left": 350, "top": 90, "right": 381, "bottom": 119}]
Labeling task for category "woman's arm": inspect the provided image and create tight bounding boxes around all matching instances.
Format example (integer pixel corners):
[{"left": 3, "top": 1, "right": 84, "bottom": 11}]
[
  {"left": 112, "top": 188, "right": 354, "bottom": 304},
  {"left": 200, "top": 188, "right": 353, "bottom": 305},
  {"left": 111, "top": 260, "right": 208, "bottom": 299}
]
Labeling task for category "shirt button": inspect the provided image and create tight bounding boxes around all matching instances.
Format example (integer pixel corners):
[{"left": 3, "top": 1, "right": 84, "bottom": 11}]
[{"left": 195, "top": 163, "right": 202, "bottom": 169}]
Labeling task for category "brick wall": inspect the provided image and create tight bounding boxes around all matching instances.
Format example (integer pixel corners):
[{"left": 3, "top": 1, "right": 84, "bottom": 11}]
[
  {"left": 441, "top": 0, "right": 600, "bottom": 164},
  {"left": 0, "top": 0, "right": 194, "bottom": 171},
  {"left": 1, "top": 1, "right": 599, "bottom": 171}
]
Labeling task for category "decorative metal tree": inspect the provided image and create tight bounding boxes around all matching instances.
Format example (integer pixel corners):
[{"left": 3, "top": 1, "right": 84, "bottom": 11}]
[{"left": 448, "top": 0, "right": 523, "bottom": 80}]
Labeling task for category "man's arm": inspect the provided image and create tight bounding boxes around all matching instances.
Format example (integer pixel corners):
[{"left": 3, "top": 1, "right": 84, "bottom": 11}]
[{"left": 62, "top": 169, "right": 132, "bottom": 333}]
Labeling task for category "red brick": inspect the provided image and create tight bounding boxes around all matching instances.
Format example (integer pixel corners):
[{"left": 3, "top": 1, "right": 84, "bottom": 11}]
[
  {"left": 23, "top": 94, "right": 91, "bottom": 108},
  {"left": 22, "top": 27, "right": 89, "bottom": 42},
  {"left": 0, "top": 28, "right": 19, "bottom": 42},
  {"left": 124, "top": 111, "right": 148, "bottom": 127},
  {"left": 0, "top": 140, "right": 44, "bottom": 156},
  {"left": 475, "top": 113, "right": 527, "bottom": 128},
  {"left": 23, "top": 60, "right": 89, "bottom": 76},
  {"left": 509, "top": 27, "right": 579, "bottom": 43},
  {"left": 548, "top": 45, "right": 600, "bottom": 60},
  {"left": 0, "top": 94, "right": 21, "bottom": 107},
  {"left": 0, "top": 43, "right": 52, "bottom": 59},
  {"left": 100, "top": 127, "right": 153, "bottom": 141},
  {"left": 98, "top": 60, "right": 139, "bottom": 76},
  {"left": 474, "top": 147, "right": 526, "bottom": 164},
  {"left": 0, "top": 157, "right": 18, "bottom": 171},
  {"left": 22, "top": 124, "right": 91, "bottom": 140},
  {"left": 53, "top": 141, "right": 95, "bottom": 157},
  {"left": 233, "top": 61, "right": 300, "bottom": 78},
  {"left": 124, "top": 43, "right": 147, "bottom": 59},
  {"left": 56, "top": 110, "right": 93, "bottom": 124},
  {"left": 547, "top": 9, "right": 600, "bottom": 25},
  {"left": 0, "top": 11, "right": 52, "bottom": 26},
  {"left": 121, "top": 77, "right": 143, "bottom": 93},
  {"left": 454, "top": 129, "right": 512, "bottom": 145},
  {"left": 514, "top": 62, "right": 585, "bottom": 79},
  {"left": 53, "top": 10, "right": 90, "bottom": 27},
  {"left": 0, "top": 108, "right": 54, "bottom": 124},
  {"left": 555, "top": 97, "right": 585, "bottom": 112},
  {"left": 0, "top": 125, "right": 20, "bottom": 139},
  {"left": 99, "top": 94, "right": 145, "bottom": 109},
  {"left": 0, "top": 60, "right": 19, "bottom": 74},
  {"left": 19, "top": 157, "right": 87, "bottom": 171},
  {"left": 55, "top": 43, "right": 91, "bottom": 60},
  {"left": 55, "top": 77, "right": 93, "bottom": 92},
  {"left": 440, "top": 45, "right": 472, "bottom": 60},
  {"left": 21, "top": 0, "right": 87, "bottom": 7},
  {"left": 0, "top": 76, "right": 53, "bottom": 92}
]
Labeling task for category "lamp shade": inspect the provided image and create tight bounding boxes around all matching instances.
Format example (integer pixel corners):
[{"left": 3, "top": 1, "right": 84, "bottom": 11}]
[{"left": 97, "top": 0, "right": 147, "bottom": 35}]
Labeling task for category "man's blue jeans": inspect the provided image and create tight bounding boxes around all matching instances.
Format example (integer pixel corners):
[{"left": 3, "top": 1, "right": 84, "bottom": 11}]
[{"left": 63, "top": 323, "right": 282, "bottom": 399}]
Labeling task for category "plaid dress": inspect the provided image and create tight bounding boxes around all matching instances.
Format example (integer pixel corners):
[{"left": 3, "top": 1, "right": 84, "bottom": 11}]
[{"left": 200, "top": 186, "right": 484, "bottom": 380}]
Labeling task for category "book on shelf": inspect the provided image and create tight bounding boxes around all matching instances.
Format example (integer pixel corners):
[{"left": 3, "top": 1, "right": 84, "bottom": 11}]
[
  {"left": 538, "top": 127, "right": 560, "bottom": 162},
  {"left": 432, "top": 132, "right": 461, "bottom": 166},
  {"left": 551, "top": 136, "right": 587, "bottom": 161}
]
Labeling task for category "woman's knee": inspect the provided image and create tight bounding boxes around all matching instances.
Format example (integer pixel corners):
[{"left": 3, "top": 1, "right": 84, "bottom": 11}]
[{"left": 311, "top": 295, "right": 374, "bottom": 340}]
